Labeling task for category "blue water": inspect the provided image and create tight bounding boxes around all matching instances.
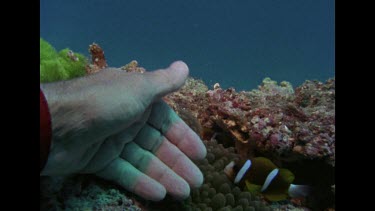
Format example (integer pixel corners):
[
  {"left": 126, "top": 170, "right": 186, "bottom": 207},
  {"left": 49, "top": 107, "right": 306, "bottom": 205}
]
[{"left": 40, "top": 0, "right": 335, "bottom": 91}]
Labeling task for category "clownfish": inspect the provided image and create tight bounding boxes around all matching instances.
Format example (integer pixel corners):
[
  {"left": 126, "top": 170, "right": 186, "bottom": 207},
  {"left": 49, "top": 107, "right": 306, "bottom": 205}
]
[{"left": 224, "top": 157, "right": 311, "bottom": 202}]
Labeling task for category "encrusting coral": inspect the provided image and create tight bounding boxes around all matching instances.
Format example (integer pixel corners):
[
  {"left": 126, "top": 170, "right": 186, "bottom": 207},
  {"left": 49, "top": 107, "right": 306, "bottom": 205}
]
[
  {"left": 165, "top": 77, "right": 335, "bottom": 167},
  {"left": 40, "top": 175, "right": 143, "bottom": 211}
]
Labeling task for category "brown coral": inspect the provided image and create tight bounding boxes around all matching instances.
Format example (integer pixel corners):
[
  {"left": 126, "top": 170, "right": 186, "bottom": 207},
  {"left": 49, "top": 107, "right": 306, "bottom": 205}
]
[
  {"left": 121, "top": 60, "right": 146, "bottom": 73},
  {"left": 86, "top": 43, "right": 107, "bottom": 74}
]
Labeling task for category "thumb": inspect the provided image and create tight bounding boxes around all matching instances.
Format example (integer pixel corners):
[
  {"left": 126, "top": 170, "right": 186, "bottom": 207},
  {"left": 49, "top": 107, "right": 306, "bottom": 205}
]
[{"left": 141, "top": 61, "right": 189, "bottom": 101}]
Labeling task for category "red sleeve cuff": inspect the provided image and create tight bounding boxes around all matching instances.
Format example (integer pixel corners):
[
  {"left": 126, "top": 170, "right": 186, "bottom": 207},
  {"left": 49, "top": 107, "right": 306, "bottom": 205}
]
[{"left": 40, "top": 88, "right": 52, "bottom": 172}]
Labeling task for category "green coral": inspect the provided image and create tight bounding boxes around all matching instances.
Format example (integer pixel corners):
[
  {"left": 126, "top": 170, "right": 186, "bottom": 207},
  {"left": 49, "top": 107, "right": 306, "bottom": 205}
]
[{"left": 40, "top": 38, "right": 87, "bottom": 83}]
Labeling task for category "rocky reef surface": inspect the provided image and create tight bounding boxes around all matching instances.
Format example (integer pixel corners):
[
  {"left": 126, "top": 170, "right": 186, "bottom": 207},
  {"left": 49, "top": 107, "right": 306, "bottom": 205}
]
[{"left": 165, "top": 76, "right": 335, "bottom": 168}]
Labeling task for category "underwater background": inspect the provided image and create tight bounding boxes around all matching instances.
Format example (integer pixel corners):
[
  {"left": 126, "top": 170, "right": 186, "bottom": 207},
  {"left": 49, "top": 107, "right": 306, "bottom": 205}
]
[
  {"left": 40, "top": 0, "right": 335, "bottom": 91},
  {"left": 40, "top": 1, "right": 335, "bottom": 210}
]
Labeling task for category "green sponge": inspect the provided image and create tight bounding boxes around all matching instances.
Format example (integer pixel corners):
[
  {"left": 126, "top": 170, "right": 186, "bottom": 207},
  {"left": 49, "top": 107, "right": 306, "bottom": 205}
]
[{"left": 40, "top": 38, "right": 88, "bottom": 83}]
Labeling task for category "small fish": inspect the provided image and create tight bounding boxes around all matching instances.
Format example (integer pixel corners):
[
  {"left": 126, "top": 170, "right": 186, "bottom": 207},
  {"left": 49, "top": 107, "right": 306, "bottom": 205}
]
[{"left": 224, "top": 157, "right": 311, "bottom": 201}]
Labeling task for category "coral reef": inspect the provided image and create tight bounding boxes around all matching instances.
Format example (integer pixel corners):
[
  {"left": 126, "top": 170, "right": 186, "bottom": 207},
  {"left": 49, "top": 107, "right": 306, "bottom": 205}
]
[
  {"left": 165, "top": 77, "right": 335, "bottom": 167},
  {"left": 86, "top": 43, "right": 108, "bottom": 74},
  {"left": 164, "top": 76, "right": 335, "bottom": 210},
  {"left": 128, "top": 139, "right": 275, "bottom": 211},
  {"left": 40, "top": 55, "right": 335, "bottom": 210},
  {"left": 121, "top": 60, "right": 146, "bottom": 73},
  {"left": 40, "top": 38, "right": 88, "bottom": 82},
  {"left": 40, "top": 175, "right": 142, "bottom": 211},
  {"left": 186, "top": 140, "right": 273, "bottom": 211}
]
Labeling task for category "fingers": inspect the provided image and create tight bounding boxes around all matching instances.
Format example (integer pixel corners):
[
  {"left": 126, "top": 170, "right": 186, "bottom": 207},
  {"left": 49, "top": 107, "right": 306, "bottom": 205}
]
[
  {"left": 155, "top": 140, "right": 204, "bottom": 189},
  {"left": 95, "top": 158, "right": 166, "bottom": 201},
  {"left": 164, "top": 120, "right": 207, "bottom": 160},
  {"left": 121, "top": 142, "right": 190, "bottom": 200},
  {"left": 134, "top": 124, "right": 204, "bottom": 189},
  {"left": 147, "top": 101, "right": 207, "bottom": 160}
]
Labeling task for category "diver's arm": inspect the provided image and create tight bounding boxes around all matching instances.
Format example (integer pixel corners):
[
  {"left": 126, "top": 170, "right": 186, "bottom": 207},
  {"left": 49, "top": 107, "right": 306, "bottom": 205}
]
[
  {"left": 40, "top": 88, "right": 52, "bottom": 172},
  {"left": 38, "top": 61, "right": 206, "bottom": 200}
]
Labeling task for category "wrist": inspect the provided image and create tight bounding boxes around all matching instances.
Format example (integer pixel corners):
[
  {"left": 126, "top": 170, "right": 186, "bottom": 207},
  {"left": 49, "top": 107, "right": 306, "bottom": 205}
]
[
  {"left": 40, "top": 78, "right": 111, "bottom": 150},
  {"left": 40, "top": 88, "right": 52, "bottom": 171}
]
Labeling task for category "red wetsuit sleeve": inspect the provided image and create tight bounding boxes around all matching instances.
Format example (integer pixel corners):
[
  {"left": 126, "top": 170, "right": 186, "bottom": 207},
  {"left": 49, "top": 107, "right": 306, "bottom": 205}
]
[{"left": 40, "top": 88, "right": 52, "bottom": 172}]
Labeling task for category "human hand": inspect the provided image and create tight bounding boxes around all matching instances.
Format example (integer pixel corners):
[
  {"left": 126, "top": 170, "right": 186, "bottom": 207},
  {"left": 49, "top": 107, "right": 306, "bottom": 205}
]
[{"left": 40, "top": 61, "right": 206, "bottom": 201}]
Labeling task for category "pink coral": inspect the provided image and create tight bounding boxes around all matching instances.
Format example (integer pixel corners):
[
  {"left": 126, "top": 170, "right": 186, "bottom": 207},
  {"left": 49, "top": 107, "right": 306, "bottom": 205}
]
[{"left": 165, "top": 77, "right": 335, "bottom": 166}]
